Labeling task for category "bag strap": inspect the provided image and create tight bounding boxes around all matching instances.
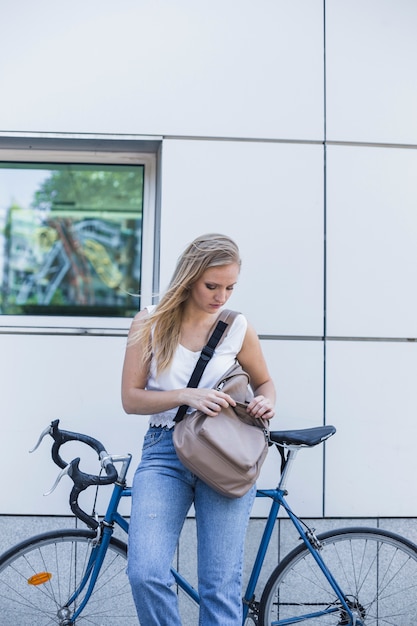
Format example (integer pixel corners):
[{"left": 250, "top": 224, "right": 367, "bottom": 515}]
[{"left": 174, "top": 309, "right": 239, "bottom": 423}]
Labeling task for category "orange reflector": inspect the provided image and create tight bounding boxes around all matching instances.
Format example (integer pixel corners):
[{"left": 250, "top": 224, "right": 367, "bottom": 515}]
[{"left": 28, "top": 572, "right": 52, "bottom": 586}]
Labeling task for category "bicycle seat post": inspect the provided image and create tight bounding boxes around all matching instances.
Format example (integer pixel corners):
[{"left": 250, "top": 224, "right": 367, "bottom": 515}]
[{"left": 277, "top": 447, "right": 299, "bottom": 492}]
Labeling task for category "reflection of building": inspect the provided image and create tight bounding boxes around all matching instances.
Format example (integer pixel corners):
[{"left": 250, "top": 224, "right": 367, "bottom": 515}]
[
  {"left": 3, "top": 208, "right": 141, "bottom": 314},
  {"left": 2, "top": 209, "right": 38, "bottom": 310},
  {"left": 0, "top": 221, "right": 4, "bottom": 287}
]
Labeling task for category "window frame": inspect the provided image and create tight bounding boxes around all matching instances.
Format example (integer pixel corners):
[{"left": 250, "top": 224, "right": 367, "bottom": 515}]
[{"left": 0, "top": 138, "right": 159, "bottom": 332}]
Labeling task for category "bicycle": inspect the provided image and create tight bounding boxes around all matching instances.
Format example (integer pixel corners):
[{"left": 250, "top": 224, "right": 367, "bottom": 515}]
[{"left": 1, "top": 421, "right": 417, "bottom": 625}]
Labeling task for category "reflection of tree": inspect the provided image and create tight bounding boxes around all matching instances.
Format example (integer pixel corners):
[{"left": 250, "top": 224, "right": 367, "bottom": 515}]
[
  {"left": 32, "top": 168, "right": 143, "bottom": 212},
  {"left": 48, "top": 218, "right": 94, "bottom": 305},
  {"left": 1, "top": 203, "right": 21, "bottom": 313},
  {"left": 1, "top": 167, "right": 143, "bottom": 316}
]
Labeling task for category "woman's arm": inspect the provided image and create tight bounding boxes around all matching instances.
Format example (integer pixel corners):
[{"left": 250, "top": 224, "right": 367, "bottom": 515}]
[
  {"left": 237, "top": 323, "right": 276, "bottom": 420},
  {"left": 121, "top": 310, "right": 237, "bottom": 416}
]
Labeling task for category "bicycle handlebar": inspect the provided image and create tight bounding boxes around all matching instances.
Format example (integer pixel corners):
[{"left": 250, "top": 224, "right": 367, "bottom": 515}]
[
  {"left": 32, "top": 420, "right": 336, "bottom": 530},
  {"left": 31, "top": 419, "right": 120, "bottom": 530}
]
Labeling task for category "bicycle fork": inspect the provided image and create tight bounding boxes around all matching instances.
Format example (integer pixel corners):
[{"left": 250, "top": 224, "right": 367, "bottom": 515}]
[
  {"left": 59, "top": 482, "right": 129, "bottom": 624},
  {"left": 58, "top": 526, "right": 114, "bottom": 625}
]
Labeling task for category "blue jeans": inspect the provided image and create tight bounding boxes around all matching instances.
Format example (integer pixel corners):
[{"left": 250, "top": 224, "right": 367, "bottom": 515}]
[{"left": 127, "top": 427, "right": 255, "bottom": 626}]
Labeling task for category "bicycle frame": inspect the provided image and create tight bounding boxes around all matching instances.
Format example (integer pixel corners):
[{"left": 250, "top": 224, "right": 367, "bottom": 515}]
[
  {"left": 253, "top": 490, "right": 360, "bottom": 625},
  {"left": 67, "top": 454, "right": 359, "bottom": 625}
]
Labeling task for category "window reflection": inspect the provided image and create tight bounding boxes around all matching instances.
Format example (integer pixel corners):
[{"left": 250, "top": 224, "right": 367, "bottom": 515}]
[{"left": 0, "top": 162, "right": 143, "bottom": 317}]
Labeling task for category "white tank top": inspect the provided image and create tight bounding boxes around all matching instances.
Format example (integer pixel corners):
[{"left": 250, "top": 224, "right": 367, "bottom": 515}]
[{"left": 146, "top": 309, "right": 248, "bottom": 428}]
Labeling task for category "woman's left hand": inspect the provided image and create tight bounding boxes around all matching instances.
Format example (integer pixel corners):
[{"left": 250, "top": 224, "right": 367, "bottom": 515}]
[{"left": 246, "top": 395, "right": 275, "bottom": 420}]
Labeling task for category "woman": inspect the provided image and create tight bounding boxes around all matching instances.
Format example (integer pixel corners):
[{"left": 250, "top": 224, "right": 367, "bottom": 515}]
[{"left": 122, "top": 233, "right": 275, "bottom": 625}]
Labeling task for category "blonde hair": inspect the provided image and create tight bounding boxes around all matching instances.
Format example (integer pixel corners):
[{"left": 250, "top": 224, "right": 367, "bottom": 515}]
[{"left": 133, "top": 233, "right": 241, "bottom": 372}]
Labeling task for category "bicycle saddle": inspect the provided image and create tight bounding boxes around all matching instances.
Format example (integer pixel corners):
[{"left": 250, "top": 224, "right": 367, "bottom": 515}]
[{"left": 269, "top": 425, "right": 336, "bottom": 447}]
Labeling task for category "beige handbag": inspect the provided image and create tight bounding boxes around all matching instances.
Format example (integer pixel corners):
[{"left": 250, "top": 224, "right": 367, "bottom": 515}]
[{"left": 173, "top": 312, "right": 270, "bottom": 498}]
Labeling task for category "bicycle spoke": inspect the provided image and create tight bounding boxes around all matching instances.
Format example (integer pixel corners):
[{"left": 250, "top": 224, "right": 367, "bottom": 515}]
[
  {"left": 0, "top": 530, "right": 137, "bottom": 625},
  {"left": 259, "top": 528, "right": 417, "bottom": 625}
]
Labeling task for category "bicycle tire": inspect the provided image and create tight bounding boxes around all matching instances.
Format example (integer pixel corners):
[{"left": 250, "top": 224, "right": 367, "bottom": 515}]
[
  {"left": 0, "top": 528, "right": 138, "bottom": 625},
  {"left": 258, "top": 526, "right": 417, "bottom": 626}
]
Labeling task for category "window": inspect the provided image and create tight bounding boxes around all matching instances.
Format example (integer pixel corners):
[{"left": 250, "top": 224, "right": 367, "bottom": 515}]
[{"left": 0, "top": 145, "right": 157, "bottom": 324}]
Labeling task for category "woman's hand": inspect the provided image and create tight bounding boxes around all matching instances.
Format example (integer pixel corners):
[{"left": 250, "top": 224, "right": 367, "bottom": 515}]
[
  {"left": 246, "top": 395, "right": 275, "bottom": 420},
  {"left": 182, "top": 388, "right": 236, "bottom": 417},
  {"left": 235, "top": 323, "right": 276, "bottom": 421}
]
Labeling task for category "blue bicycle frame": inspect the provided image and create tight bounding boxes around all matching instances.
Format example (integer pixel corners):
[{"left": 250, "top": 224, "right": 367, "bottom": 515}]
[{"left": 67, "top": 471, "right": 359, "bottom": 625}]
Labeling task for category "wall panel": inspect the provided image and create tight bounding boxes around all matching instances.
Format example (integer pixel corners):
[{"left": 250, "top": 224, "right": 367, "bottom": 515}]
[
  {"left": 0, "top": 333, "right": 142, "bottom": 515},
  {"left": 325, "top": 341, "right": 417, "bottom": 517},
  {"left": 326, "top": 0, "right": 417, "bottom": 144},
  {"left": 326, "top": 145, "right": 417, "bottom": 338},
  {"left": 160, "top": 139, "right": 324, "bottom": 336},
  {"left": 0, "top": 0, "right": 324, "bottom": 140}
]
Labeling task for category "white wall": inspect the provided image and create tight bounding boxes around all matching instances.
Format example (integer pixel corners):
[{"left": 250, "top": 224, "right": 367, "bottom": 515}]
[
  {"left": 1, "top": 0, "right": 416, "bottom": 518},
  {"left": 1, "top": 0, "right": 324, "bottom": 139}
]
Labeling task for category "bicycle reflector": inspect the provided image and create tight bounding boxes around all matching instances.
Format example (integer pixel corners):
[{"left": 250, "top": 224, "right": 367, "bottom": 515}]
[{"left": 28, "top": 572, "right": 52, "bottom": 585}]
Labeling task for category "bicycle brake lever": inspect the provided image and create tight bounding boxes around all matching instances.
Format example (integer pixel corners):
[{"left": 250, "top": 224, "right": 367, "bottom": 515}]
[
  {"left": 44, "top": 464, "right": 71, "bottom": 496},
  {"left": 29, "top": 423, "right": 53, "bottom": 454}
]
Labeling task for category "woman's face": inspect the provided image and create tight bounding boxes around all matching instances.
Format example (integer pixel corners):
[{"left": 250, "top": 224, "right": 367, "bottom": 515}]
[{"left": 188, "top": 263, "right": 240, "bottom": 314}]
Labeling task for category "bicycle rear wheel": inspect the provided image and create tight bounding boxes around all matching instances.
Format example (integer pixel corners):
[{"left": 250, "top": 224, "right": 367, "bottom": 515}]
[
  {"left": 0, "top": 528, "right": 137, "bottom": 625},
  {"left": 259, "top": 526, "right": 417, "bottom": 625}
]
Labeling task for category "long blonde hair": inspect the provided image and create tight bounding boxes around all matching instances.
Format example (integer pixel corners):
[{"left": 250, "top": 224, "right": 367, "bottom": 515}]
[{"left": 134, "top": 233, "right": 241, "bottom": 372}]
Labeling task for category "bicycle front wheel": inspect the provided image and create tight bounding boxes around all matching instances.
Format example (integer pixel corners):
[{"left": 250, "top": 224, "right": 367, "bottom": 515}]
[
  {"left": 259, "top": 526, "right": 417, "bottom": 625},
  {"left": 0, "top": 528, "right": 138, "bottom": 625}
]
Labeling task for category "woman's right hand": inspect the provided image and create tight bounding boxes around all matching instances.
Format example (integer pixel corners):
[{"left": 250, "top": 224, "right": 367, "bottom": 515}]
[{"left": 182, "top": 388, "right": 236, "bottom": 417}]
